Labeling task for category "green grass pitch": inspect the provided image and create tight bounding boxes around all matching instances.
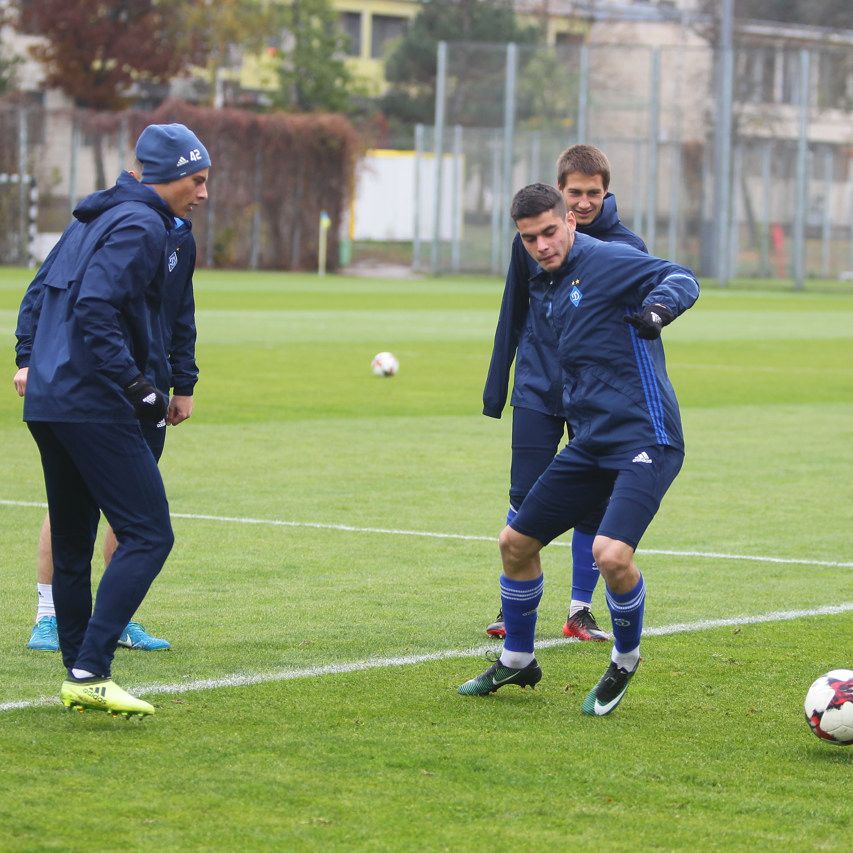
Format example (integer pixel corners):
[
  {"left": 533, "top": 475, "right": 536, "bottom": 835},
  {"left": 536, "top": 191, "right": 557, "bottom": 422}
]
[{"left": 0, "top": 268, "right": 851, "bottom": 850}]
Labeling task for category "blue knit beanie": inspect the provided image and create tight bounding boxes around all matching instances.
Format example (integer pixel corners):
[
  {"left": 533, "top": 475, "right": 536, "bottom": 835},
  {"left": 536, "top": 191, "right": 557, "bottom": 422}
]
[{"left": 135, "top": 123, "right": 211, "bottom": 184}]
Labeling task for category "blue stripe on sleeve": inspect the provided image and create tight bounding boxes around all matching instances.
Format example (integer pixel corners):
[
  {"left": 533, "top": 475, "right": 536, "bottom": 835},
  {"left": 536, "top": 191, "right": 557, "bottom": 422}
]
[{"left": 629, "top": 327, "right": 668, "bottom": 445}]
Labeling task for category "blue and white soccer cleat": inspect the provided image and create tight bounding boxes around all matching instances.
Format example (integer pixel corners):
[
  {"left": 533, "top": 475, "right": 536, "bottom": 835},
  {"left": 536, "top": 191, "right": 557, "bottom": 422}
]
[
  {"left": 117, "top": 622, "right": 171, "bottom": 651},
  {"left": 27, "top": 615, "right": 59, "bottom": 651}
]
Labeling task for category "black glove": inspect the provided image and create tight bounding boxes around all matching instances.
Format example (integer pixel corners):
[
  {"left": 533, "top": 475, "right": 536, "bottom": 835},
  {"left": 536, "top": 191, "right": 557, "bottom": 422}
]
[
  {"left": 123, "top": 374, "right": 168, "bottom": 424},
  {"left": 623, "top": 303, "right": 674, "bottom": 340}
]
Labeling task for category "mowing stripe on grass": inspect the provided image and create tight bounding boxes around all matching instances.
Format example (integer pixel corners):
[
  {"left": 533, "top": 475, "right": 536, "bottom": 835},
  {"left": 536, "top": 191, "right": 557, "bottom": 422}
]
[
  {"left": 2, "top": 603, "right": 851, "bottom": 713},
  {"left": 2, "top": 498, "right": 852, "bottom": 569}
]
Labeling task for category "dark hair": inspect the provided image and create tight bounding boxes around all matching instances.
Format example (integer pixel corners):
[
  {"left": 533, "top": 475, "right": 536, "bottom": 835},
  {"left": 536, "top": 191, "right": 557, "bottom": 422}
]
[
  {"left": 510, "top": 183, "right": 566, "bottom": 222},
  {"left": 556, "top": 144, "right": 611, "bottom": 191}
]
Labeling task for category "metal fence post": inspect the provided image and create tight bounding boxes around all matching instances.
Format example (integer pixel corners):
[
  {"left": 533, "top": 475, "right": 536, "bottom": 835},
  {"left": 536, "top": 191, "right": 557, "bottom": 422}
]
[
  {"left": 729, "top": 143, "right": 742, "bottom": 278},
  {"left": 647, "top": 48, "right": 661, "bottom": 255},
  {"left": 577, "top": 43, "right": 589, "bottom": 143},
  {"left": 667, "top": 142, "right": 682, "bottom": 263},
  {"left": 412, "top": 123, "right": 424, "bottom": 273},
  {"left": 431, "top": 41, "right": 447, "bottom": 274},
  {"left": 792, "top": 48, "right": 811, "bottom": 291},
  {"left": 450, "top": 124, "right": 462, "bottom": 273},
  {"left": 848, "top": 176, "right": 853, "bottom": 276},
  {"left": 500, "top": 42, "right": 518, "bottom": 272},
  {"left": 490, "top": 134, "right": 502, "bottom": 274},
  {"left": 632, "top": 140, "right": 644, "bottom": 238},
  {"left": 715, "top": 0, "right": 734, "bottom": 286},
  {"left": 529, "top": 131, "right": 541, "bottom": 184},
  {"left": 17, "top": 107, "right": 28, "bottom": 265},
  {"left": 820, "top": 146, "right": 832, "bottom": 278},
  {"left": 760, "top": 142, "right": 772, "bottom": 278}
]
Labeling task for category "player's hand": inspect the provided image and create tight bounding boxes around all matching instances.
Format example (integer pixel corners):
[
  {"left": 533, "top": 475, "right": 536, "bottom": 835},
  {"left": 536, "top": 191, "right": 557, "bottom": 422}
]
[
  {"left": 13, "top": 366, "right": 28, "bottom": 396},
  {"left": 123, "top": 374, "right": 168, "bottom": 425},
  {"left": 167, "top": 394, "right": 193, "bottom": 425},
  {"left": 624, "top": 303, "right": 674, "bottom": 340}
]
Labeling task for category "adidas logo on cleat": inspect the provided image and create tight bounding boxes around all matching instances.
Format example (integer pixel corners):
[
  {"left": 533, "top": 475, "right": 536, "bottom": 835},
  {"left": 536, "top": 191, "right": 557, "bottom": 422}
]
[
  {"left": 80, "top": 685, "right": 107, "bottom": 705},
  {"left": 632, "top": 452, "right": 652, "bottom": 464}
]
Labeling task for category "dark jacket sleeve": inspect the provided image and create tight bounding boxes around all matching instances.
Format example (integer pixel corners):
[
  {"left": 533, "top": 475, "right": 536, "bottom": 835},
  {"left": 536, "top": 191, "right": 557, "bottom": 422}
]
[
  {"left": 482, "top": 234, "right": 532, "bottom": 418},
  {"left": 168, "top": 238, "right": 198, "bottom": 396},
  {"left": 73, "top": 217, "right": 166, "bottom": 387},
  {"left": 642, "top": 265, "right": 700, "bottom": 318},
  {"left": 14, "top": 236, "right": 66, "bottom": 367}
]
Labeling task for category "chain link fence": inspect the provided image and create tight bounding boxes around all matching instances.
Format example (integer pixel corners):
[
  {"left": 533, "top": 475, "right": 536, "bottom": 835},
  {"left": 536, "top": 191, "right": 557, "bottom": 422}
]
[{"left": 415, "top": 40, "right": 853, "bottom": 287}]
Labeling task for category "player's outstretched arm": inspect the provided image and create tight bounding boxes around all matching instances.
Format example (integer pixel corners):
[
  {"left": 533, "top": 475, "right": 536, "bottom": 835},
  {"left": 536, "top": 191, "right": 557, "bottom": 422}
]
[
  {"left": 624, "top": 266, "right": 699, "bottom": 339},
  {"left": 623, "top": 304, "right": 673, "bottom": 339}
]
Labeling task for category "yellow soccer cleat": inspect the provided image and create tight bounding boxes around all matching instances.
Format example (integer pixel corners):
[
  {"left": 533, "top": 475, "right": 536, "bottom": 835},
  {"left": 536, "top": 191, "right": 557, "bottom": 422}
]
[{"left": 60, "top": 678, "right": 155, "bottom": 718}]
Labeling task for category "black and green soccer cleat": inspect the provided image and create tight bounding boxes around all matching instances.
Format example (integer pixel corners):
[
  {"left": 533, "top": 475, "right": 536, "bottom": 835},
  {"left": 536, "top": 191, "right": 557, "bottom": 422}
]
[
  {"left": 582, "top": 660, "right": 638, "bottom": 716},
  {"left": 458, "top": 658, "right": 542, "bottom": 696},
  {"left": 60, "top": 677, "right": 154, "bottom": 718}
]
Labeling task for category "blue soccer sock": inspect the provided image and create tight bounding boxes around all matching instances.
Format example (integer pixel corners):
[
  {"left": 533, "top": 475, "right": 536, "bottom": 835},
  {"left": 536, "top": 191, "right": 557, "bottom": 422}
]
[
  {"left": 570, "top": 530, "right": 598, "bottom": 613},
  {"left": 499, "top": 574, "right": 543, "bottom": 665},
  {"left": 604, "top": 573, "right": 645, "bottom": 667}
]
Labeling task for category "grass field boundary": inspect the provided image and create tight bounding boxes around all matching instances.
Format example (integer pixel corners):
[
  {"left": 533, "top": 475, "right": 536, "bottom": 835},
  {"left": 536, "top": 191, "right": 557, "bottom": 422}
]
[
  {"left": 2, "top": 499, "right": 852, "bottom": 570},
  {"left": 2, "top": 602, "right": 851, "bottom": 714}
]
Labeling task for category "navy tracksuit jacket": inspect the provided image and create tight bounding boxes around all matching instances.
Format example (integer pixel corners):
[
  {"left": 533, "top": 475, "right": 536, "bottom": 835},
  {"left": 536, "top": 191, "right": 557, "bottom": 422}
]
[
  {"left": 16, "top": 177, "right": 198, "bottom": 405},
  {"left": 531, "top": 233, "right": 698, "bottom": 453},
  {"left": 484, "top": 194, "right": 654, "bottom": 513},
  {"left": 483, "top": 193, "right": 646, "bottom": 420},
  {"left": 15, "top": 171, "right": 182, "bottom": 677}
]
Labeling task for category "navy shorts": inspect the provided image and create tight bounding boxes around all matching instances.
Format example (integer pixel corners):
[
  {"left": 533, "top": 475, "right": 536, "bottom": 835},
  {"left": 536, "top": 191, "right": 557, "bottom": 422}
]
[
  {"left": 510, "top": 407, "right": 605, "bottom": 535},
  {"left": 511, "top": 443, "right": 684, "bottom": 550}
]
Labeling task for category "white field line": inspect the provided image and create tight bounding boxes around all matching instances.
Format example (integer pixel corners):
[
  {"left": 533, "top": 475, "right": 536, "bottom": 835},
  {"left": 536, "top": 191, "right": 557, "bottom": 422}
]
[
  {"left": 1, "top": 603, "right": 851, "bottom": 713},
  {"left": 2, "top": 499, "right": 852, "bottom": 569}
]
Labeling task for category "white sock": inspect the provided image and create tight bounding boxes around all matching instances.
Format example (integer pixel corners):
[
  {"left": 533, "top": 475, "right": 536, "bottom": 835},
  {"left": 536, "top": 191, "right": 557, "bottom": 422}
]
[
  {"left": 500, "top": 649, "right": 535, "bottom": 669},
  {"left": 611, "top": 645, "right": 640, "bottom": 672},
  {"left": 36, "top": 583, "right": 55, "bottom": 620},
  {"left": 569, "top": 599, "right": 591, "bottom": 618},
  {"left": 71, "top": 668, "right": 97, "bottom": 680}
]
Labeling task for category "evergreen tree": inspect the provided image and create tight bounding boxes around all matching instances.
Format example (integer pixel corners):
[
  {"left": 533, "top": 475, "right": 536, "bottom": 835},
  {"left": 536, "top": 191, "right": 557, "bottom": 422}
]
[
  {"left": 276, "top": 0, "right": 353, "bottom": 112},
  {"left": 381, "top": 0, "right": 540, "bottom": 127}
]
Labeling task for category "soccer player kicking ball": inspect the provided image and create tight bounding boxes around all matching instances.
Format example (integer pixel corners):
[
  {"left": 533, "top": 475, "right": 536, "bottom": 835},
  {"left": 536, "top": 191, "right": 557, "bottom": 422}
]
[
  {"left": 482, "top": 144, "right": 648, "bottom": 642},
  {"left": 459, "top": 183, "right": 699, "bottom": 715}
]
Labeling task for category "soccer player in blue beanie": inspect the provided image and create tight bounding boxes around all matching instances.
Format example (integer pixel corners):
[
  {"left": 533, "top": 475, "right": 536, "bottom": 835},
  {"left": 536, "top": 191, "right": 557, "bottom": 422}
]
[
  {"left": 14, "top": 123, "right": 210, "bottom": 717},
  {"left": 18, "top": 148, "right": 200, "bottom": 655},
  {"left": 461, "top": 183, "right": 699, "bottom": 715},
  {"left": 482, "top": 145, "right": 647, "bottom": 642}
]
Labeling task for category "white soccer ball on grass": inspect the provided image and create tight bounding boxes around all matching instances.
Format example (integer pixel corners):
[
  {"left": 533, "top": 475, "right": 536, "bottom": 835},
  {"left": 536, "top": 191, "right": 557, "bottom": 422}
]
[
  {"left": 804, "top": 669, "right": 853, "bottom": 745},
  {"left": 371, "top": 351, "right": 399, "bottom": 377}
]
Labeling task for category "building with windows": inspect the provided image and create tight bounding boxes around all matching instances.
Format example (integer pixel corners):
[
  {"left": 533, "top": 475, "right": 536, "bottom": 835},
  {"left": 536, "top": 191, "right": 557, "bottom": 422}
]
[{"left": 336, "top": 0, "right": 416, "bottom": 92}]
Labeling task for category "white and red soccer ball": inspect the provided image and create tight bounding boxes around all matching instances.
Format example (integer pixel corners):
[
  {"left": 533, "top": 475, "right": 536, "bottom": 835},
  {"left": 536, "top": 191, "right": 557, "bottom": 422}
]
[
  {"left": 804, "top": 669, "right": 853, "bottom": 745},
  {"left": 371, "top": 351, "right": 399, "bottom": 377}
]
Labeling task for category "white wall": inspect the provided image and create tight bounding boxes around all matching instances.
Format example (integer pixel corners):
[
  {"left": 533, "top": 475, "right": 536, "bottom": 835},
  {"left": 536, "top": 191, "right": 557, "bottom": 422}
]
[{"left": 351, "top": 149, "right": 461, "bottom": 241}]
